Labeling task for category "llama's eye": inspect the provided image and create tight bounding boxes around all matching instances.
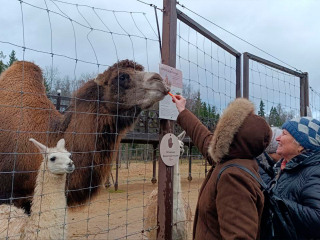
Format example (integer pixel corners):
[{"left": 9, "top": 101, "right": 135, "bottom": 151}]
[
  {"left": 50, "top": 157, "right": 56, "bottom": 162},
  {"left": 119, "top": 75, "right": 126, "bottom": 81}
]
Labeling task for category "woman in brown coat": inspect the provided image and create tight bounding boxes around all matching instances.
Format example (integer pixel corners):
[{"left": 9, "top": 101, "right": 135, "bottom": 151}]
[{"left": 172, "top": 96, "right": 271, "bottom": 239}]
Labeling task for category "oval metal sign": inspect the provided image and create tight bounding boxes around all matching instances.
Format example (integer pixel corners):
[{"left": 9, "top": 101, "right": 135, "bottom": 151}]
[{"left": 160, "top": 133, "right": 180, "bottom": 166}]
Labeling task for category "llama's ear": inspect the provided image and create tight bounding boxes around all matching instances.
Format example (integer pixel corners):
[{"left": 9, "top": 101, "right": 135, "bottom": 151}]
[
  {"left": 56, "top": 139, "right": 66, "bottom": 149},
  {"left": 29, "top": 138, "right": 47, "bottom": 154},
  {"left": 94, "top": 73, "right": 106, "bottom": 86},
  {"left": 177, "top": 131, "right": 186, "bottom": 141}
]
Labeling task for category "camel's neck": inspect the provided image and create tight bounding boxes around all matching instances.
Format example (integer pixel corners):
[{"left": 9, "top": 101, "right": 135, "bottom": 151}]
[
  {"left": 57, "top": 80, "right": 141, "bottom": 146},
  {"left": 51, "top": 79, "right": 145, "bottom": 144},
  {"left": 52, "top": 80, "right": 142, "bottom": 207},
  {"left": 24, "top": 162, "right": 67, "bottom": 238}
]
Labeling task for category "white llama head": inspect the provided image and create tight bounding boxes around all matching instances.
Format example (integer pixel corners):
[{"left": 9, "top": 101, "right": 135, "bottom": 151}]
[
  {"left": 177, "top": 131, "right": 186, "bottom": 156},
  {"left": 29, "top": 138, "right": 75, "bottom": 174}
]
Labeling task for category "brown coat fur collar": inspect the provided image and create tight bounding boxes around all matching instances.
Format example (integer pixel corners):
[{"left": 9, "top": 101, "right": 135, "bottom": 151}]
[{"left": 208, "top": 98, "right": 255, "bottom": 164}]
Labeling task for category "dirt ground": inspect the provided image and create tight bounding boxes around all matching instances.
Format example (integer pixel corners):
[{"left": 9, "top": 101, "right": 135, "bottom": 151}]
[{"left": 68, "top": 159, "right": 207, "bottom": 239}]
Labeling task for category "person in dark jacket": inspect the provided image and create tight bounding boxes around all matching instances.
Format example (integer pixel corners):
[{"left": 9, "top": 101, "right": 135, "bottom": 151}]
[
  {"left": 172, "top": 95, "right": 271, "bottom": 240},
  {"left": 271, "top": 117, "right": 320, "bottom": 239},
  {"left": 256, "top": 127, "right": 282, "bottom": 184}
]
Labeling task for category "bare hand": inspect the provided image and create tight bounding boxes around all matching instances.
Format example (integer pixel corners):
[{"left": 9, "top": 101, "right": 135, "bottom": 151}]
[{"left": 172, "top": 95, "right": 186, "bottom": 113}]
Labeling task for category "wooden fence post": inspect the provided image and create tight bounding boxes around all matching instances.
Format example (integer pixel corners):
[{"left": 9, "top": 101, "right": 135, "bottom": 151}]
[
  {"left": 157, "top": 0, "right": 177, "bottom": 239},
  {"left": 300, "top": 73, "right": 309, "bottom": 116},
  {"left": 243, "top": 52, "right": 249, "bottom": 99}
]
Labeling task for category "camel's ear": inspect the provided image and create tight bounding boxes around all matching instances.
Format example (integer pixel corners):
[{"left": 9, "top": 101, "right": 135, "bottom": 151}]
[
  {"left": 56, "top": 139, "right": 65, "bottom": 149},
  {"left": 29, "top": 138, "right": 47, "bottom": 154},
  {"left": 177, "top": 131, "right": 186, "bottom": 141},
  {"left": 94, "top": 73, "right": 106, "bottom": 86}
]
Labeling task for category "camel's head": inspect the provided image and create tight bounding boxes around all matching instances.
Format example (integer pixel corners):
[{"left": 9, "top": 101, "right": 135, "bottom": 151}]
[
  {"left": 94, "top": 60, "right": 170, "bottom": 113},
  {"left": 29, "top": 138, "right": 75, "bottom": 174}
]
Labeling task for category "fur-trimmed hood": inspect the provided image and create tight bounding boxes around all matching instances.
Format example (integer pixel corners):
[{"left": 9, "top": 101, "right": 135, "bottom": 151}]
[{"left": 208, "top": 98, "right": 271, "bottom": 164}]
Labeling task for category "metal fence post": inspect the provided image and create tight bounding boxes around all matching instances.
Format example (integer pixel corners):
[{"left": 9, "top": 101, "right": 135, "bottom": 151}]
[
  {"left": 56, "top": 91, "right": 61, "bottom": 111},
  {"left": 243, "top": 52, "right": 249, "bottom": 99},
  {"left": 300, "top": 73, "right": 309, "bottom": 116},
  {"left": 188, "top": 144, "right": 192, "bottom": 181},
  {"left": 114, "top": 152, "right": 119, "bottom": 191},
  {"left": 151, "top": 144, "right": 158, "bottom": 184},
  {"left": 157, "top": 0, "right": 177, "bottom": 239},
  {"left": 145, "top": 110, "right": 150, "bottom": 133},
  {"left": 236, "top": 55, "right": 242, "bottom": 98}
]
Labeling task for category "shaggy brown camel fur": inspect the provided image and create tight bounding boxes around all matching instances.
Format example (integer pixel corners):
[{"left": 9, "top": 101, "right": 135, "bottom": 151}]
[{"left": 0, "top": 60, "right": 170, "bottom": 213}]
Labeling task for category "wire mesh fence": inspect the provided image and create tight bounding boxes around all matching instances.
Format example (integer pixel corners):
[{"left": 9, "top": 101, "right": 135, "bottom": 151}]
[
  {"left": 0, "top": 1, "right": 166, "bottom": 239},
  {"left": 243, "top": 52, "right": 308, "bottom": 125},
  {"left": 248, "top": 61, "right": 301, "bottom": 124},
  {"left": 170, "top": 13, "right": 240, "bottom": 239},
  {"left": 310, "top": 87, "right": 320, "bottom": 121}
]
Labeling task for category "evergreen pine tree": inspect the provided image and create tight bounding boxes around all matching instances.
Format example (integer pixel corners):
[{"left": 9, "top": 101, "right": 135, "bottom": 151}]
[
  {"left": 7, "top": 50, "right": 18, "bottom": 67},
  {"left": 269, "top": 106, "right": 282, "bottom": 126},
  {"left": 258, "top": 100, "right": 266, "bottom": 118},
  {"left": 0, "top": 51, "right": 6, "bottom": 75},
  {"left": 274, "top": 106, "right": 282, "bottom": 127},
  {"left": 44, "top": 80, "right": 51, "bottom": 94},
  {"left": 269, "top": 106, "right": 275, "bottom": 126},
  {"left": 192, "top": 90, "right": 202, "bottom": 115},
  {"left": 0, "top": 60, "right": 6, "bottom": 75}
]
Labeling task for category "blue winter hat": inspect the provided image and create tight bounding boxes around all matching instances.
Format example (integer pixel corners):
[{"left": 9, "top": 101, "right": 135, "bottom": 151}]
[{"left": 282, "top": 117, "right": 320, "bottom": 151}]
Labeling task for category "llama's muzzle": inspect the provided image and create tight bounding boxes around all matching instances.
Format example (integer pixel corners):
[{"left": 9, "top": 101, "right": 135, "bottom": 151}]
[{"left": 67, "top": 161, "right": 75, "bottom": 173}]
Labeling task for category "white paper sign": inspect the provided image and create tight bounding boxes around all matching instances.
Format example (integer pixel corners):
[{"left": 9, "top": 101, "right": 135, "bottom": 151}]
[
  {"left": 159, "top": 64, "right": 183, "bottom": 120},
  {"left": 160, "top": 133, "right": 180, "bottom": 166}
]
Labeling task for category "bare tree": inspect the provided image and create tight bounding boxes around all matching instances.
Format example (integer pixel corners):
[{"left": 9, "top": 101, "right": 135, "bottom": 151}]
[
  {"left": 72, "top": 72, "right": 96, "bottom": 92},
  {"left": 43, "top": 66, "right": 60, "bottom": 94}
]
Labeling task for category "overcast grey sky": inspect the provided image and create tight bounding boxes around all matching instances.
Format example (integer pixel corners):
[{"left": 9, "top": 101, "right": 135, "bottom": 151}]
[{"left": 0, "top": 0, "right": 319, "bottom": 117}]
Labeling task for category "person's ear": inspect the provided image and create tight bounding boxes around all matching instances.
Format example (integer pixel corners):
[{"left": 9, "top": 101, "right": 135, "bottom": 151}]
[{"left": 298, "top": 145, "right": 304, "bottom": 153}]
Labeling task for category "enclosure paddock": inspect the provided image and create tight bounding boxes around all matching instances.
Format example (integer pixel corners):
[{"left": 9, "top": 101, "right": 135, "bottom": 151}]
[{"left": 67, "top": 160, "right": 205, "bottom": 239}]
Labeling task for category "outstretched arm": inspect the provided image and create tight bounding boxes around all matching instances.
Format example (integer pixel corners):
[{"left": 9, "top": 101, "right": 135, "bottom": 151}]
[{"left": 172, "top": 95, "right": 214, "bottom": 165}]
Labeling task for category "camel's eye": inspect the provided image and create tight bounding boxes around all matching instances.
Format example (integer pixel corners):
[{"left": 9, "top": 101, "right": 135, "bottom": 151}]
[
  {"left": 50, "top": 157, "right": 56, "bottom": 162},
  {"left": 119, "top": 73, "right": 128, "bottom": 81},
  {"left": 112, "top": 73, "right": 130, "bottom": 91}
]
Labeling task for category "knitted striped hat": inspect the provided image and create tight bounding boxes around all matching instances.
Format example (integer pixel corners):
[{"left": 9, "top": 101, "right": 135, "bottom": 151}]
[{"left": 282, "top": 117, "right": 320, "bottom": 151}]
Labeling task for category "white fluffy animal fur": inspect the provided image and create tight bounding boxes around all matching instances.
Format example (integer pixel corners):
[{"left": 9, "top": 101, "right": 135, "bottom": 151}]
[
  {"left": 144, "top": 131, "right": 192, "bottom": 239},
  {"left": 0, "top": 138, "right": 75, "bottom": 240}
]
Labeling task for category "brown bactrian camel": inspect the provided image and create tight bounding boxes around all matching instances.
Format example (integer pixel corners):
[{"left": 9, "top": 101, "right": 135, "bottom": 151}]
[{"left": 0, "top": 60, "right": 170, "bottom": 213}]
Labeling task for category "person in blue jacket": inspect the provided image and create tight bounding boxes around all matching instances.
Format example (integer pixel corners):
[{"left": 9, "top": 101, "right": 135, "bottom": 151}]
[{"left": 271, "top": 117, "right": 320, "bottom": 239}]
